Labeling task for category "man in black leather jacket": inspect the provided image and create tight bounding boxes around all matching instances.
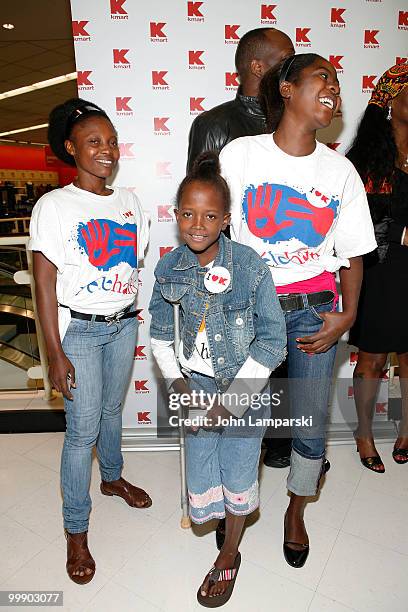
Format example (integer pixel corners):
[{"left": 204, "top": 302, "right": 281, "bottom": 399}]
[{"left": 186, "top": 27, "right": 294, "bottom": 171}]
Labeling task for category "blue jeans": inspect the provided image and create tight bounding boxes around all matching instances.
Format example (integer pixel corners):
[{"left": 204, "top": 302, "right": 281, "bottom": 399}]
[
  {"left": 61, "top": 315, "right": 138, "bottom": 533},
  {"left": 284, "top": 299, "right": 338, "bottom": 496},
  {"left": 185, "top": 372, "right": 270, "bottom": 524}
]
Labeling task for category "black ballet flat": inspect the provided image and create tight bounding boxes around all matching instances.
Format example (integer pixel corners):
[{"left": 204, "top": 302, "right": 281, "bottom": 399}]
[
  {"left": 392, "top": 447, "right": 408, "bottom": 464},
  {"left": 283, "top": 514, "right": 309, "bottom": 568}
]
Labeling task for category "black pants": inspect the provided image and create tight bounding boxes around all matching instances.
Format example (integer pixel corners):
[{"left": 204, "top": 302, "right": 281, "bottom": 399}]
[{"left": 264, "top": 359, "right": 292, "bottom": 451}]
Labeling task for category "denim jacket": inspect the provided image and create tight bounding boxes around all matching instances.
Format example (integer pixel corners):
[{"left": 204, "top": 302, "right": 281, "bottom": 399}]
[{"left": 149, "top": 233, "right": 286, "bottom": 393}]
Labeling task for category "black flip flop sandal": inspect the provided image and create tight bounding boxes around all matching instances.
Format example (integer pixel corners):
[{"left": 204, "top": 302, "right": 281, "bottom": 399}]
[{"left": 197, "top": 552, "right": 241, "bottom": 608}]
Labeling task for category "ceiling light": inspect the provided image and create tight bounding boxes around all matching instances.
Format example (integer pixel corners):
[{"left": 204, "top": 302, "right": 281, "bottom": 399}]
[
  {"left": 0, "top": 123, "right": 48, "bottom": 137},
  {"left": 0, "top": 72, "right": 77, "bottom": 101},
  {"left": 2, "top": 23, "right": 14, "bottom": 29}
]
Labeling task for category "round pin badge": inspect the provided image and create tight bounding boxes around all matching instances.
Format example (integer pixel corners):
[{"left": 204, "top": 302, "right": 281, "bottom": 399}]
[{"left": 204, "top": 266, "right": 231, "bottom": 294}]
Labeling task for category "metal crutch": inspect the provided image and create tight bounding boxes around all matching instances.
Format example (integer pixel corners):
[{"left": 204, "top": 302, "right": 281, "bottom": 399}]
[{"left": 173, "top": 303, "right": 192, "bottom": 529}]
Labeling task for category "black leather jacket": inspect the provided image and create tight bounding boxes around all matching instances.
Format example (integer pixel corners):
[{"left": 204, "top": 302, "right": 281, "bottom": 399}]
[{"left": 187, "top": 92, "right": 266, "bottom": 171}]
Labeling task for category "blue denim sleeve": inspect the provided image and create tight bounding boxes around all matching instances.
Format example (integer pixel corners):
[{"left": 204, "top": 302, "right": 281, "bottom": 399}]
[
  {"left": 249, "top": 268, "right": 287, "bottom": 371},
  {"left": 148, "top": 279, "right": 175, "bottom": 342}
]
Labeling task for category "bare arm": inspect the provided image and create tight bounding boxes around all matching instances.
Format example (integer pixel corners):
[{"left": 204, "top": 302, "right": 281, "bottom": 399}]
[
  {"left": 33, "top": 251, "right": 76, "bottom": 399},
  {"left": 296, "top": 256, "right": 363, "bottom": 354}
]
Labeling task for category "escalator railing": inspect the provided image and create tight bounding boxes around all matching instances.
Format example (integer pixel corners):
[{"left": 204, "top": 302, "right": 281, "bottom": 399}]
[{"left": 0, "top": 238, "right": 51, "bottom": 396}]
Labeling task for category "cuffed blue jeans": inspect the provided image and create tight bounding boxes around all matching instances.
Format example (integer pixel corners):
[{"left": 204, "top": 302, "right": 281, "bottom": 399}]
[
  {"left": 61, "top": 315, "right": 138, "bottom": 533},
  {"left": 284, "top": 299, "right": 338, "bottom": 496}
]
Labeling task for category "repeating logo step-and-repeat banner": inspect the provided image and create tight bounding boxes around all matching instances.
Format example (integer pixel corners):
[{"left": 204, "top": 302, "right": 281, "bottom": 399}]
[{"left": 70, "top": 0, "right": 407, "bottom": 435}]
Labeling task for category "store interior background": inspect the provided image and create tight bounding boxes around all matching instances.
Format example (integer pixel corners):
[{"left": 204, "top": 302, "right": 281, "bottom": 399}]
[{"left": 0, "top": 0, "right": 77, "bottom": 416}]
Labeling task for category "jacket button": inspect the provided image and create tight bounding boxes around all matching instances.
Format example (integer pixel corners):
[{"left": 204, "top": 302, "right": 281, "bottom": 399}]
[
  {"left": 214, "top": 333, "right": 222, "bottom": 342},
  {"left": 217, "top": 357, "right": 225, "bottom": 365},
  {"left": 236, "top": 317, "right": 244, "bottom": 326},
  {"left": 221, "top": 378, "right": 229, "bottom": 387}
]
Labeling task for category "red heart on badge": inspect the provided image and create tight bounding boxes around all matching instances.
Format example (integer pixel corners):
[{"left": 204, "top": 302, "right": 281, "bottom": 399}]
[{"left": 212, "top": 275, "right": 219, "bottom": 282}]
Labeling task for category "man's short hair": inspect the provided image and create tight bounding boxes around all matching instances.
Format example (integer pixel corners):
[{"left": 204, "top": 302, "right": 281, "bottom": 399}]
[{"left": 235, "top": 28, "right": 274, "bottom": 76}]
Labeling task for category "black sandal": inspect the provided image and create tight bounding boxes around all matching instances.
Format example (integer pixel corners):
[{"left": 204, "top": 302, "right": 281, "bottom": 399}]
[
  {"left": 392, "top": 447, "right": 408, "bottom": 464},
  {"left": 354, "top": 433, "right": 385, "bottom": 473},
  {"left": 197, "top": 552, "right": 241, "bottom": 608}
]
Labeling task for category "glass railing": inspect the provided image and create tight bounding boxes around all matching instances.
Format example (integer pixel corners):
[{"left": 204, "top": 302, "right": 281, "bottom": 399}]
[{"left": 0, "top": 244, "right": 41, "bottom": 391}]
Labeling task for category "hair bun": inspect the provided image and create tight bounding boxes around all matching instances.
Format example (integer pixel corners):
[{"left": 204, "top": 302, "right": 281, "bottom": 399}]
[{"left": 191, "top": 151, "right": 220, "bottom": 179}]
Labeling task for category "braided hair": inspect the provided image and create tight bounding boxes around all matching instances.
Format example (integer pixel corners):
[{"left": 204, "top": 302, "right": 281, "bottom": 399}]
[{"left": 47, "top": 98, "right": 113, "bottom": 166}]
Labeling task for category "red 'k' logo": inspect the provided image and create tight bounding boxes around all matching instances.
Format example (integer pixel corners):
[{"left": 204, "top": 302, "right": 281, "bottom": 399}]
[
  {"left": 190, "top": 97, "right": 205, "bottom": 112},
  {"left": 261, "top": 5, "right": 277, "bottom": 21},
  {"left": 362, "top": 75, "right": 376, "bottom": 90},
  {"left": 72, "top": 21, "right": 90, "bottom": 37},
  {"left": 225, "top": 25, "right": 240, "bottom": 40},
  {"left": 135, "top": 346, "right": 146, "bottom": 358},
  {"left": 330, "top": 8, "right": 345, "bottom": 24},
  {"left": 77, "top": 71, "right": 93, "bottom": 86},
  {"left": 225, "top": 72, "right": 239, "bottom": 87},
  {"left": 110, "top": 0, "right": 127, "bottom": 15},
  {"left": 188, "top": 2, "right": 204, "bottom": 18},
  {"left": 189, "top": 50, "right": 204, "bottom": 65},
  {"left": 135, "top": 380, "right": 149, "bottom": 391},
  {"left": 150, "top": 22, "right": 166, "bottom": 37},
  {"left": 154, "top": 117, "right": 170, "bottom": 132},
  {"left": 296, "top": 28, "right": 311, "bottom": 44},
  {"left": 116, "top": 97, "right": 132, "bottom": 111},
  {"left": 113, "top": 49, "right": 130, "bottom": 64},
  {"left": 329, "top": 55, "right": 343, "bottom": 70},
  {"left": 152, "top": 71, "right": 168, "bottom": 86},
  {"left": 364, "top": 30, "right": 379, "bottom": 45},
  {"left": 138, "top": 411, "right": 152, "bottom": 423},
  {"left": 398, "top": 11, "right": 408, "bottom": 28},
  {"left": 119, "top": 143, "right": 135, "bottom": 157}
]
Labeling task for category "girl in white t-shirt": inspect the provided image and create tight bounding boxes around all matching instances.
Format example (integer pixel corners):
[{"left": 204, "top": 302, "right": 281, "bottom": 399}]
[
  {"left": 220, "top": 54, "right": 376, "bottom": 569},
  {"left": 29, "top": 98, "right": 151, "bottom": 584}
]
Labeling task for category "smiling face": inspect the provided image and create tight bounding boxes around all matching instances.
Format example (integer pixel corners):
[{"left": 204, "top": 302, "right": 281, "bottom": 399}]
[
  {"left": 282, "top": 57, "right": 341, "bottom": 131},
  {"left": 175, "top": 180, "right": 230, "bottom": 266},
  {"left": 65, "top": 115, "right": 119, "bottom": 186}
]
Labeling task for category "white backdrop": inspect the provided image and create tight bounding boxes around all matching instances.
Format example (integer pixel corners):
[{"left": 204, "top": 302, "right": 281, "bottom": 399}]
[{"left": 70, "top": 0, "right": 407, "bottom": 436}]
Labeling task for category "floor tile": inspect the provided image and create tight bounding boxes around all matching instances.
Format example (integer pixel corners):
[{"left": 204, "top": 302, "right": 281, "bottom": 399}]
[
  {"left": 358, "top": 442, "right": 408, "bottom": 500},
  {"left": 83, "top": 497, "right": 163, "bottom": 576},
  {"left": 342, "top": 479, "right": 408, "bottom": 555},
  {"left": 86, "top": 580, "right": 163, "bottom": 612},
  {"left": 0, "top": 453, "right": 57, "bottom": 513},
  {"left": 23, "top": 434, "right": 64, "bottom": 472},
  {"left": 114, "top": 513, "right": 315, "bottom": 612},
  {"left": 26, "top": 395, "right": 64, "bottom": 410},
  {"left": 0, "top": 515, "right": 48, "bottom": 582},
  {"left": 317, "top": 531, "right": 408, "bottom": 612},
  {"left": 0, "top": 432, "right": 60, "bottom": 455},
  {"left": 239, "top": 507, "right": 339, "bottom": 591},
  {"left": 6, "top": 481, "right": 64, "bottom": 543},
  {"left": 308, "top": 593, "right": 356, "bottom": 611},
  {"left": 3, "top": 542, "right": 111, "bottom": 612},
  {"left": 0, "top": 396, "right": 33, "bottom": 411},
  {"left": 120, "top": 454, "right": 182, "bottom": 523}
]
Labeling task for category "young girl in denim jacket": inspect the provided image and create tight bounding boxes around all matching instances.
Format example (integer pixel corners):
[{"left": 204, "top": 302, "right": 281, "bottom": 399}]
[{"left": 149, "top": 153, "right": 286, "bottom": 607}]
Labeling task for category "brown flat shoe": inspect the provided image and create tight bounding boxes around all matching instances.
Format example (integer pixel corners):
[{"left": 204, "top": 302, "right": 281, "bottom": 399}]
[
  {"left": 100, "top": 477, "right": 152, "bottom": 508},
  {"left": 65, "top": 531, "right": 95, "bottom": 585}
]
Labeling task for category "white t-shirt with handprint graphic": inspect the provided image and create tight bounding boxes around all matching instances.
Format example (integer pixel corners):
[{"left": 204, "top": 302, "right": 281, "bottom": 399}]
[
  {"left": 29, "top": 183, "right": 148, "bottom": 338},
  {"left": 220, "top": 134, "right": 377, "bottom": 286}
]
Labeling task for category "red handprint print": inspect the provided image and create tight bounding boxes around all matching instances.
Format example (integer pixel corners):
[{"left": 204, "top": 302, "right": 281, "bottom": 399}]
[
  {"left": 285, "top": 197, "right": 335, "bottom": 235},
  {"left": 113, "top": 227, "right": 137, "bottom": 257},
  {"left": 80, "top": 219, "right": 120, "bottom": 267},
  {"left": 246, "top": 184, "right": 293, "bottom": 239}
]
